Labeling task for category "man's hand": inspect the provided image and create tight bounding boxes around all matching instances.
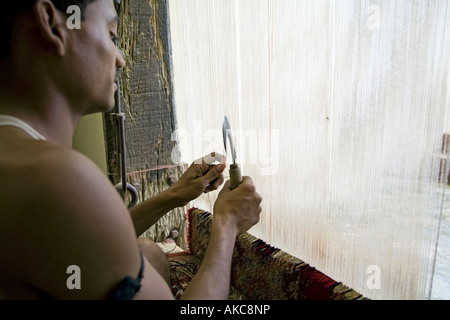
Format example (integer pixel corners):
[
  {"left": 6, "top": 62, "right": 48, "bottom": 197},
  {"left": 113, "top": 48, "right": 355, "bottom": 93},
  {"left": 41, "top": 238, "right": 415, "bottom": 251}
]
[
  {"left": 170, "top": 152, "right": 226, "bottom": 207},
  {"left": 181, "top": 175, "right": 262, "bottom": 300},
  {"left": 213, "top": 176, "right": 262, "bottom": 235}
]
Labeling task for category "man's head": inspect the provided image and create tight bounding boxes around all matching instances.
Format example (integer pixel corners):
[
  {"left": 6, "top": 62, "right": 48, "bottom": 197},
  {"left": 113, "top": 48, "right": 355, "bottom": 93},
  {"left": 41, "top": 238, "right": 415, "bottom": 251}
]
[
  {"left": 1, "top": 1, "right": 96, "bottom": 59},
  {"left": 0, "top": 0, "right": 125, "bottom": 115}
]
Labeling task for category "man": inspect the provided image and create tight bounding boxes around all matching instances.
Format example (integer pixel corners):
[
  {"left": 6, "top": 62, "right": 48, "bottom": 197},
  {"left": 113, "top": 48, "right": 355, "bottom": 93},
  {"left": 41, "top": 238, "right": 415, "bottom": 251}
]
[{"left": 0, "top": 0, "right": 262, "bottom": 299}]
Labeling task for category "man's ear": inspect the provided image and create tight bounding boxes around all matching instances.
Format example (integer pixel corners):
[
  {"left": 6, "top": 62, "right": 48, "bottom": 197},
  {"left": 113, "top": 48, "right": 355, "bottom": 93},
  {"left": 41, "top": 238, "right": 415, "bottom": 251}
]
[{"left": 33, "top": 0, "right": 68, "bottom": 56}]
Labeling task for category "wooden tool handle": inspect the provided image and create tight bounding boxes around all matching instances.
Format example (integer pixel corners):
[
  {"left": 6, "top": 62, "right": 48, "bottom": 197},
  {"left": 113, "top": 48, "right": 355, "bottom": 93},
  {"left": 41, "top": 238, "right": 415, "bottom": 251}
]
[{"left": 230, "top": 163, "right": 243, "bottom": 190}]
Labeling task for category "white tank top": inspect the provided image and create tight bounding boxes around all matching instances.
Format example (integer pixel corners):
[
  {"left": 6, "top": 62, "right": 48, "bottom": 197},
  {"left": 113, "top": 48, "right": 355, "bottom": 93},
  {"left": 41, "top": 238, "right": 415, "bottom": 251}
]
[{"left": 0, "top": 115, "right": 46, "bottom": 141}]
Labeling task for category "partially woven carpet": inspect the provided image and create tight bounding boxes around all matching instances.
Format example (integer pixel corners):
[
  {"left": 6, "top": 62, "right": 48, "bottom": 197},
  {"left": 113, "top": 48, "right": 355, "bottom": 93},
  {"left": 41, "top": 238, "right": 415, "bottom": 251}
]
[{"left": 168, "top": 208, "right": 366, "bottom": 300}]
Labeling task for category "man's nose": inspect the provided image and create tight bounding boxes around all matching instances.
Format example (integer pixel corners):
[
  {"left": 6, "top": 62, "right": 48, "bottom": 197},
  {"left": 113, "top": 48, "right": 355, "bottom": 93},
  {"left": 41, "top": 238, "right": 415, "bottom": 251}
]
[{"left": 116, "top": 48, "right": 126, "bottom": 70}]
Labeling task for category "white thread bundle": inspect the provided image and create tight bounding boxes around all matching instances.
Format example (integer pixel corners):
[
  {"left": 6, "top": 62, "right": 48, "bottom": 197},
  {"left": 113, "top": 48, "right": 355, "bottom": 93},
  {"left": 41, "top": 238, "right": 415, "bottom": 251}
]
[{"left": 169, "top": 0, "right": 450, "bottom": 299}]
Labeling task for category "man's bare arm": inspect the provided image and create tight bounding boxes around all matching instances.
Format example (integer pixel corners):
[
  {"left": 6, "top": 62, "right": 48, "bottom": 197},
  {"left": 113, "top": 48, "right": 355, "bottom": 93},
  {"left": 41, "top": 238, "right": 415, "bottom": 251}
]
[
  {"left": 181, "top": 178, "right": 262, "bottom": 300},
  {"left": 16, "top": 148, "right": 259, "bottom": 300},
  {"left": 129, "top": 188, "right": 180, "bottom": 237},
  {"left": 129, "top": 155, "right": 226, "bottom": 237}
]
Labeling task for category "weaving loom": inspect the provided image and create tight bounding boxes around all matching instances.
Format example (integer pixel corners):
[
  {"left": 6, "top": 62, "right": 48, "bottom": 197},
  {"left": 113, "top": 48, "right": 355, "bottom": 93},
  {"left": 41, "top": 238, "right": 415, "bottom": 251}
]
[
  {"left": 103, "top": 0, "right": 450, "bottom": 299},
  {"left": 167, "top": 208, "right": 366, "bottom": 300},
  {"left": 169, "top": 0, "right": 450, "bottom": 299}
]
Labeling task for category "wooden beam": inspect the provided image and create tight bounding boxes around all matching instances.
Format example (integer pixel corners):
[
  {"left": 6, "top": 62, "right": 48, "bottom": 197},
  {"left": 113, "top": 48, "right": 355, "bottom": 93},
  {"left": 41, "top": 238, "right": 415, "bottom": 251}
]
[{"left": 103, "top": 0, "right": 186, "bottom": 247}]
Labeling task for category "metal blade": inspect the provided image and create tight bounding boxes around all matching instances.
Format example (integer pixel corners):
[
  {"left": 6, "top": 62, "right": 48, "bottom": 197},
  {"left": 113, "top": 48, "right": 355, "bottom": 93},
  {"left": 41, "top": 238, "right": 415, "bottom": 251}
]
[{"left": 222, "top": 116, "right": 237, "bottom": 164}]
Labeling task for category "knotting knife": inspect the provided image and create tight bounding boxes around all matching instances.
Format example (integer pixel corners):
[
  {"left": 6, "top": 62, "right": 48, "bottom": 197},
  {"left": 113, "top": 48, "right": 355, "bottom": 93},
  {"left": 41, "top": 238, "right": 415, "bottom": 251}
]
[{"left": 222, "top": 116, "right": 243, "bottom": 190}]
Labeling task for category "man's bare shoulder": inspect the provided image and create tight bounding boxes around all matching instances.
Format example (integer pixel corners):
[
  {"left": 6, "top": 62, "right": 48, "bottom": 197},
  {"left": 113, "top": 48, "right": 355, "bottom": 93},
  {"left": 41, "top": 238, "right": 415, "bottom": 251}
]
[
  {"left": 0, "top": 140, "right": 142, "bottom": 299},
  {"left": 0, "top": 139, "right": 115, "bottom": 216}
]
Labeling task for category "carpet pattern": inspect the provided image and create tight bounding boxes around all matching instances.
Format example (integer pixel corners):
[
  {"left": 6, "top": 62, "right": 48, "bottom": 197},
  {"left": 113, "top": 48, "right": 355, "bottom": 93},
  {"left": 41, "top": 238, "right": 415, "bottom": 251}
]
[{"left": 168, "top": 208, "right": 366, "bottom": 300}]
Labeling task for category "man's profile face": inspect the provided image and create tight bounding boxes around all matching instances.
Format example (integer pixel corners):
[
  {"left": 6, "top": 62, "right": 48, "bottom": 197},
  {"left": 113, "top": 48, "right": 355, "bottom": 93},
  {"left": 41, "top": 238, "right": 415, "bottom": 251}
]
[{"left": 64, "top": 0, "right": 124, "bottom": 114}]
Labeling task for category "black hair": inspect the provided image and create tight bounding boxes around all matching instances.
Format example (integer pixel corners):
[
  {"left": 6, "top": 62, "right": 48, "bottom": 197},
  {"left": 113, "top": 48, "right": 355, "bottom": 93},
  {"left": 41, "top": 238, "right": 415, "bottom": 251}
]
[
  {"left": 0, "top": 0, "right": 97, "bottom": 59},
  {"left": 51, "top": 0, "right": 97, "bottom": 18}
]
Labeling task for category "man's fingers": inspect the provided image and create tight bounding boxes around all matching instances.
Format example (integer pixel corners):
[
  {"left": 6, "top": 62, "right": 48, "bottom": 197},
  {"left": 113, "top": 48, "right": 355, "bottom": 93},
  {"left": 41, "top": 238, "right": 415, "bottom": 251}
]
[
  {"left": 218, "top": 180, "right": 231, "bottom": 194},
  {"left": 204, "top": 175, "right": 225, "bottom": 193},
  {"left": 201, "top": 164, "right": 226, "bottom": 187},
  {"left": 187, "top": 153, "right": 229, "bottom": 192},
  {"left": 213, "top": 176, "right": 225, "bottom": 189},
  {"left": 203, "top": 152, "right": 226, "bottom": 165},
  {"left": 193, "top": 152, "right": 226, "bottom": 166},
  {"left": 241, "top": 176, "right": 254, "bottom": 185}
]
